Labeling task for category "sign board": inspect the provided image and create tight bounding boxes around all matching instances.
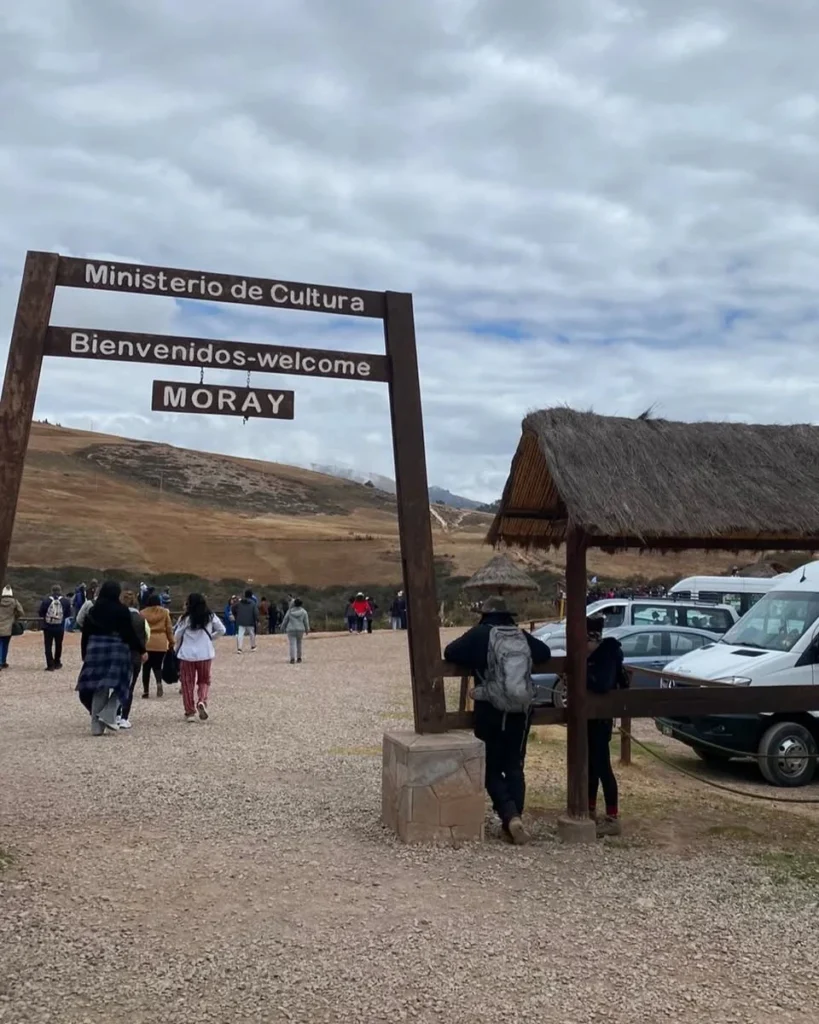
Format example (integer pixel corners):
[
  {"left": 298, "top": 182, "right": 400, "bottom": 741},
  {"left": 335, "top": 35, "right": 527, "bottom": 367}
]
[
  {"left": 44, "top": 327, "right": 388, "bottom": 383},
  {"left": 0, "top": 251, "right": 447, "bottom": 734},
  {"left": 56, "top": 257, "right": 386, "bottom": 319},
  {"left": 151, "top": 381, "right": 294, "bottom": 419}
]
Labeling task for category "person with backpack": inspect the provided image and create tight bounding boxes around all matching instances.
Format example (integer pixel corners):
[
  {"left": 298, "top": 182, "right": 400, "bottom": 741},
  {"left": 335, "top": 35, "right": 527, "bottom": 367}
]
[
  {"left": 281, "top": 598, "right": 310, "bottom": 663},
  {"left": 0, "top": 586, "right": 25, "bottom": 670},
  {"left": 585, "top": 615, "right": 628, "bottom": 837},
  {"left": 444, "top": 596, "right": 551, "bottom": 845},
  {"left": 234, "top": 589, "right": 259, "bottom": 653},
  {"left": 38, "top": 585, "right": 72, "bottom": 672},
  {"left": 174, "top": 593, "right": 227, "bottom": 722}
]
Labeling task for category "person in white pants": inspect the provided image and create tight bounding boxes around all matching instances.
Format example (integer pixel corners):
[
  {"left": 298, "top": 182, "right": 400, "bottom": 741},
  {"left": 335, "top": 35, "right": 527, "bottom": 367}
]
[{"left": 234, "top": 589, "right": 259, "bottom": 653}]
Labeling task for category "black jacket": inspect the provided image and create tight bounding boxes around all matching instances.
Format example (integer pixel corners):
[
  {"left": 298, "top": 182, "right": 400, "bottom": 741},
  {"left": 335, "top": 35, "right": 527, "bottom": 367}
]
[
  {"left": 587, "top": 637, "right": 628, "bottom": 694},
  {"left": 38, "top": 596, "right": 72, "bottom": 629},
  {"left": 80, "top": 599, "right": 146, "bottom": 661},
  {"left": 443, "top": 612, "right": 551, "bottom": 684}
]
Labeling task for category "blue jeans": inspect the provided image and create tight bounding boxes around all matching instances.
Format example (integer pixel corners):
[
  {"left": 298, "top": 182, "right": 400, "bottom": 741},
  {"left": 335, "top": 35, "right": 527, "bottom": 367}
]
[{"left": 0, "top": 635, "right": 10, "bottom": 666}]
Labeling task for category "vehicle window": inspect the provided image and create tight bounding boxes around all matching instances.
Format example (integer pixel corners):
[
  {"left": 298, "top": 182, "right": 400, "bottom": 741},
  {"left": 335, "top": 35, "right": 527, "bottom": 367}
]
[
  {"left": 632, "top": 604, "right": 682, "bottom": 626},
  {"left": 722, "top": 591, "right": 819, "bottom": 652},
  {"left": 670, "top": 632, "right": 709, "bottom": 654},
  {"left": 598, "top": 604, "right": 626, "bottom": 628},
  {"left": 620, "top": 631, "right": 664, "bottom": 657},
  {"left": 682, "top": 608, "right": 733, "bottom": 634}
]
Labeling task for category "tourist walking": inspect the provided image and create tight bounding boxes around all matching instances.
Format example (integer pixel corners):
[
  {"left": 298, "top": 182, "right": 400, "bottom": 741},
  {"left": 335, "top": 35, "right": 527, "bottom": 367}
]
[
  {"left": 258, "top": 596, "right": 270, "bottom": 635},
  {"left": 234, "top": 590, "right": 259, "bottom": 653},
  {"left": 174, "top": 593, "right": 227, "bottom": 722},
  {"left": 585, "top": 615, "right": 628, "bottom": 836},
  {"left": 345, "top": 597, "right": 357, "bottom": 633},
  {"left": 76, "top": 581, "right": 147, "bottom": 735},
  {"left": 365, "top": 596, "right": 376, "bottom": 633},
  {"left": 389, "top": 591, "right": 406, "bottom": 630},
  {"left": 140, "top": 593, "right": 174, "bottom": 697},
  {"left": 352, "top": 593, "right": 369, "bottom": 633},
  {"left": 0, "top": 586, "right": 25, "bottom": 670},
  {"left": 281, "top": 599, "right": 309, "bottom": 663},
  {"left": 444, "top": 596, "right": 550, "bottom": 846},
  {"left": 38, "top": 585, "right": 72, "bottom": 672},
  {"left": 118, "top": 590, "right": 151, "bottom": 729}
]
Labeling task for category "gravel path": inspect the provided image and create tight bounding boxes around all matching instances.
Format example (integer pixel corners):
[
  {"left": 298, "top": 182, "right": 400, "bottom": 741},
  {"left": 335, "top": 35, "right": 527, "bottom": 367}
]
[{"left": 1, "top": 629, "right": 818, "bottom": 1024}]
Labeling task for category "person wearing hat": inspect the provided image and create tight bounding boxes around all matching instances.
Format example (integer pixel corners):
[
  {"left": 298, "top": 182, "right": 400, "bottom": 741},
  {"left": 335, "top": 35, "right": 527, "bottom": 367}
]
[
  {"left": 444, "top": 595, "right": 551, "bottom": 845},
  {"left": 389, "top": 591, "right": 406, "bottom": 631},
  {"left": 352, "top": 593, "right": 369, "bottom": 634},
  {"left": 0, "top": 586, "right": 25, "bottom": 670}
]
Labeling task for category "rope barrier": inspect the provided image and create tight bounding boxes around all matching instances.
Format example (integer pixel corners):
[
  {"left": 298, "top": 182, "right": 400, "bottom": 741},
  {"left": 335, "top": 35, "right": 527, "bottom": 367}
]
[{"left": 620, "top": 726, "right": 819, "bottom": 804}]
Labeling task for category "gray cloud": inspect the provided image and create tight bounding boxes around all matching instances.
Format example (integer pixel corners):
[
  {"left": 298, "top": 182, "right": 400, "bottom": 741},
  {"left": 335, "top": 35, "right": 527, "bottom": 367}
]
[{"left": 2, "top": 0, "right": 819, "bottom": 501}]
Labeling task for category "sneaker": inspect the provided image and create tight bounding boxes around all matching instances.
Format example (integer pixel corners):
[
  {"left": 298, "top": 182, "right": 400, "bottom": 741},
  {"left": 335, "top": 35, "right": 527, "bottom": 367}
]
[
  {"left": 55, "top": 662, "right": 63, "bottom": 670},
  {"left": 290, "top": 658, "right": 295, "bottom": 665},
  {"left": 297, "top": 658, "right": 302, "bottom": 663},
  {"left": 197, "top": 701, "right": 209, "bottom": 721},
  {"left": 142, "top": 691, "right": 150, "bottom": 699},
  {"left": 597, "top": 816, "right": 622, "bottom": 837},
  {"left": 236, "top": 649, "right": 243, "bottom": 655},
  {"left": 156, "top": 682, "right": 163, "bottom": 698},
  {"left": 119, "top": 718, "right": 132, "bottom": 730},
  {"left": 45, "top": 666, "right": 54, "bottom": 672},
  {"left": 185, "top": 714, "right": 197, "bottom": 723},
  {"left": 506, "top": 817, "right": 531, "bottom": 846}
]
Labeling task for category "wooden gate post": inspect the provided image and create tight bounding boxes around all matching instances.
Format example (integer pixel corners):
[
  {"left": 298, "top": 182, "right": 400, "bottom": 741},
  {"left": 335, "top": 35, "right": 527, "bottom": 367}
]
[
  {"left": 0, "top": 251, "right": 60, "bottom": 588},
  {"left": 383, "top": 292, "right": 446, "bottom": 733},
  {"left": 558, "top": 524, "right": 596, "bottom": 841}
]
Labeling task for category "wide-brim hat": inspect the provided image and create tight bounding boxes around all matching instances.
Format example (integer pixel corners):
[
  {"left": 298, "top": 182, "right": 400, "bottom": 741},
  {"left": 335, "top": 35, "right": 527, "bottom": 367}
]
[{"left": 481, "top": 595, "right": 509, "bottom": 614}]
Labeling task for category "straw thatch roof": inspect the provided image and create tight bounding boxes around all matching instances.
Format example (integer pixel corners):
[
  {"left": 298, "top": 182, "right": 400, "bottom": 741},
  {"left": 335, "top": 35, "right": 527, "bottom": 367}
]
[
  {"left": 734, "top": 558, "right": 789, "bottom": 578},
  {"left": 487, "top": 408, "right": 819, "bottom": 553},
  {"left": 463, "top": 553, "right": 539, "bottom": 593}
]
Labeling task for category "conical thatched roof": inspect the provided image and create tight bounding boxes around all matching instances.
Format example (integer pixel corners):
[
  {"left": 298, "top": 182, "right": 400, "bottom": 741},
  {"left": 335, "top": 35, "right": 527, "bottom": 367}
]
[
  {"left": 463, "top": 553, "right": 539, "bottom": 593},
  {"left": 488, "top": 408, "right": 819, "bottom": 553},
  {"left": 734, "top": 558, "right": 788, "bottom": 578}
]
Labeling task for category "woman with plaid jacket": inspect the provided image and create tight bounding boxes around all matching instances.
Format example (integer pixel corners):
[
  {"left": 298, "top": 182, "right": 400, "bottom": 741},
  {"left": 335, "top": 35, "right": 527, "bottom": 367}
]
[{"left": 76, "top": 581, "right": 146, "bottom": 735}]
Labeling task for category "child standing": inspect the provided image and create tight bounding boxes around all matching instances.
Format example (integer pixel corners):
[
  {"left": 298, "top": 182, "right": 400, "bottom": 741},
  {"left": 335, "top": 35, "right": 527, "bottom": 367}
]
[{"left": 174, "top": 593, "right": 227, "bottom": 722}]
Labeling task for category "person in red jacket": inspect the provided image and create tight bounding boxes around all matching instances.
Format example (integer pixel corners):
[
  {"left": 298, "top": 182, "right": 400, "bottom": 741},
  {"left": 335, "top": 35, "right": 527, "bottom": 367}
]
[{"left": 352, "top": 593, "right": 369, "bottom": 634}]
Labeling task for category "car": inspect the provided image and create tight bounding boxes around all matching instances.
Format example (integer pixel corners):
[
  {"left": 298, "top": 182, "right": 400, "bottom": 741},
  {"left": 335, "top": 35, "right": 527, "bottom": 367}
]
[
  {"left": 535, "top": 598, "right": 738, "bottom": 640},
  {"left": 532, "top": 624, "right": 720, "bottom": 707}
]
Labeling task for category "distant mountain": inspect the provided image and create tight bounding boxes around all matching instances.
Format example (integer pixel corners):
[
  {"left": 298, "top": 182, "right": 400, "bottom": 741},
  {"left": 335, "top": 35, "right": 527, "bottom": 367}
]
[
  {"left": 312, "top": 465, "right": 482, "bottom": 509},
  {"left": 428, "top": 486, "right": 482, "bottom": 510},
  {"left": 477, "top": 499, "right": 501, "bottom": 513}
]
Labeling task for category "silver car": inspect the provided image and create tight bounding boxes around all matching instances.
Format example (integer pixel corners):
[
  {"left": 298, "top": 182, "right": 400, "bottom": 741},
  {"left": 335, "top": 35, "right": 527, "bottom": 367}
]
[{"left": 532, "top": 624, "right": 720, "bottom": 707}]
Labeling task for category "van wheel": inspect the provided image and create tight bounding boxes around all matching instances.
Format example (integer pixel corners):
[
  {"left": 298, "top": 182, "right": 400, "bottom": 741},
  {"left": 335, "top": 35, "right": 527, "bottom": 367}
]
[
  {"left": 693, "top": 745, "right": 730, "bottom": 767},
  {"left": 551, "top": 676, "right": 568, "bottom": 709},
  {"left": 758, "top": 722, "right": 817, "bottom": 787}
]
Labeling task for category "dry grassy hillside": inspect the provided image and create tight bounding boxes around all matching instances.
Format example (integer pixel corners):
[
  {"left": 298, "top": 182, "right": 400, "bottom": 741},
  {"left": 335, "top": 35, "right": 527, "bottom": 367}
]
[{"left": 9, "top": 423, "right": 745, "bottom": 586}]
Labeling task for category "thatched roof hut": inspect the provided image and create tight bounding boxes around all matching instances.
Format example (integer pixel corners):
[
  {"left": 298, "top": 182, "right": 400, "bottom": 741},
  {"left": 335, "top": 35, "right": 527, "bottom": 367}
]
[
  {"left": 463, "top": 553, "right": 539, "bottom": 594},
  {"left": 488, "top": 408, "right": 819, "bottom": 552},
  {"left": 734, "top": 558, "right": 789, "bottom": 578}
]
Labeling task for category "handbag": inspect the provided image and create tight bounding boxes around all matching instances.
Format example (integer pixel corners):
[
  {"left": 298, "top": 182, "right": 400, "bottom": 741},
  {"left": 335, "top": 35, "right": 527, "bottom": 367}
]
[
  {"left": 11, "top": 620, "right": 24, "bottom": 637},
  {"left": 161, "top": 647, "right": 180, "bottom": 684}
]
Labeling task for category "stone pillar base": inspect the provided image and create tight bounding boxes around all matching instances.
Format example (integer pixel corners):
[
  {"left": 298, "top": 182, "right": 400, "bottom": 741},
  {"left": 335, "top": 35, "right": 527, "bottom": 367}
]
[
  {"left": 557, "top": 815, "right": 597, "bottom": 844},
  {"left": 382, "top": 730, "right": 485, "bottom": 844}
]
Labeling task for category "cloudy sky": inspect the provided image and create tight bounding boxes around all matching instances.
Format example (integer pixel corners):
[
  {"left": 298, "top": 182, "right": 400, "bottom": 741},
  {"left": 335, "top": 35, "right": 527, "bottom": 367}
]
[{"left": 2, "top": 0, "right": 818, "bottom": 501}]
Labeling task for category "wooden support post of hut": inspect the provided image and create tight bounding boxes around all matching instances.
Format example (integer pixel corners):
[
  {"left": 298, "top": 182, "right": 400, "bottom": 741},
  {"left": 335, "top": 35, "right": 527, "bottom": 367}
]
[{"left": 487, "top": 407, "right": 819, "bottom": 844}]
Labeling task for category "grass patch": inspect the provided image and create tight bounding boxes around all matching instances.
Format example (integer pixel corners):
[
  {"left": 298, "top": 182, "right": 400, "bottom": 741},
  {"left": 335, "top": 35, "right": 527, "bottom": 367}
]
[
  {"left": 757, "top": 851, "right": 819, "bottom": 887},
  {"left": 328, "top": 745, "right": 381, "bottom": 757}
]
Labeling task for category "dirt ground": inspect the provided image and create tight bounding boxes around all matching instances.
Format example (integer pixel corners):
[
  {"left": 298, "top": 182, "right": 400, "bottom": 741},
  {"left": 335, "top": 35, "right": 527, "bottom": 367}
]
[{"left": 2, "top": 628, "right": 818, "bottom": 1024}]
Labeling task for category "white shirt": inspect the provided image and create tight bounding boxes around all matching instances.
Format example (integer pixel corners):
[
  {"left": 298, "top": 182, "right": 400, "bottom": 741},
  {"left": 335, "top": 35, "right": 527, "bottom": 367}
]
[{"left": 174, "top": 613, "right": 226, "bottom": 661}]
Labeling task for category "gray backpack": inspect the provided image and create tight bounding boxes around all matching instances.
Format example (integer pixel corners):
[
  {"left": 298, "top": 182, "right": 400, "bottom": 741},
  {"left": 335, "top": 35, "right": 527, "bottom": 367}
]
[{"left": 473, "top": 626, "right": 535, "bottom": 713}]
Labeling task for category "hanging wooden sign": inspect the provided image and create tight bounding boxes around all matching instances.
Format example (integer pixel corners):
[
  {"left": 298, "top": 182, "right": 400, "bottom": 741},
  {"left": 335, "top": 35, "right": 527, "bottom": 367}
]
[
  {"left": 0, "top": 251, "right": 447, "bottom": 735},
  {"left": 151, "top": 380, "right": 295, "bottom": 419}
]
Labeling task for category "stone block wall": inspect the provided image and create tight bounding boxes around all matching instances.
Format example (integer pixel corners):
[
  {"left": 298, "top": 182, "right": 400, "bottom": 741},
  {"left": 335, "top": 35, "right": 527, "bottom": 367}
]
[{"left": 382, "top": 730, "right": 486, "bottom": 844}]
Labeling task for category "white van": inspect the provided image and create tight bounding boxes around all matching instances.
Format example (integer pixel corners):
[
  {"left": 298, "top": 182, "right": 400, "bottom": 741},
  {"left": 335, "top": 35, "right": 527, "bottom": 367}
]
[
  {"left": 669, "top": 575, "right": 784, "bottom": 616},
  {"left": 657, "top": 561, "right": 819, "bottom": 787}
]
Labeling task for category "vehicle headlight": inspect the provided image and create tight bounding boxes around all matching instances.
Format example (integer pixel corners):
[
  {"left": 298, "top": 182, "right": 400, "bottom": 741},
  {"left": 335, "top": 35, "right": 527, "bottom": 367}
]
[{"left": 716, "top": 676, "right": 752, "bottom": 686}]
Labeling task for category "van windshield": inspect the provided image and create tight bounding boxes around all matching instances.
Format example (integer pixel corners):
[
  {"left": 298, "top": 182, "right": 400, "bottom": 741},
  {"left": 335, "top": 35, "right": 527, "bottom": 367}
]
[{"left": 721, "top": 591, "right": 819, "bottom": 652}]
